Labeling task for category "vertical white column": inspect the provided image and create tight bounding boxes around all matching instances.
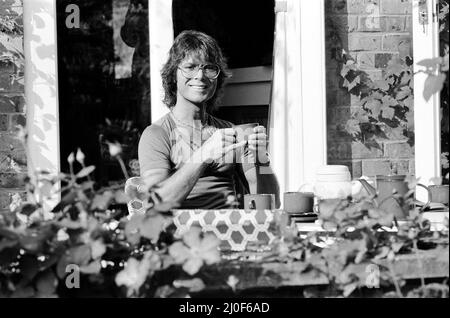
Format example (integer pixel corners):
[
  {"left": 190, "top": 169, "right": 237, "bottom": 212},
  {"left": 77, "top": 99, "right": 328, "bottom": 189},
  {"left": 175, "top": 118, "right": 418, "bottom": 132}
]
[
  {"left": 23, "top": 0, "right": 60, "bottom": 209},
  {"left": 148, "top": 0, "right": 173, "bottom": 123},
  {"left": 269, "top": 0, "right": 327, "bottom": 198},
  {"left": 412, "top": 0, "right": 441, "bottom": 200},
  {"left": 298, "top": 0, "right": 327, "bottom": 185}
]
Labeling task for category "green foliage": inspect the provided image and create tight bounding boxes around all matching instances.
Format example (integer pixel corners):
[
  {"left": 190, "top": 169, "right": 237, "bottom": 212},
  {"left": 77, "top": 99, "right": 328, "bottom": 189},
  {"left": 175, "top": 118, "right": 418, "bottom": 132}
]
[
  {"left": 0, "top": 143, "right": 217, "bottom": 298},
  {"left": 340, "top": 54, "right": 415, "bottom": 148}
]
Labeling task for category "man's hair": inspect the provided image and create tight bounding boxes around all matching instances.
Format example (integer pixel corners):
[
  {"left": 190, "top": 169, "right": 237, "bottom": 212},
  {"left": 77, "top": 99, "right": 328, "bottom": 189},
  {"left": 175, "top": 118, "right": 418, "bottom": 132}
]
[{"left": 161, "top": 30, "right": 231, "bottom": 110}]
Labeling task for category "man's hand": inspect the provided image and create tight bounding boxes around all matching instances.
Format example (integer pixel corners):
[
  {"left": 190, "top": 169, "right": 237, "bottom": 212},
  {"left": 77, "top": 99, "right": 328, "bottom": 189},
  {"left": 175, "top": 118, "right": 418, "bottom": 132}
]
[
  {"left": 247, "top": 126, "right": 270, "bottom": 164},
  {"left": 194, "top": 128, "right": 246, "bottom": 164}
]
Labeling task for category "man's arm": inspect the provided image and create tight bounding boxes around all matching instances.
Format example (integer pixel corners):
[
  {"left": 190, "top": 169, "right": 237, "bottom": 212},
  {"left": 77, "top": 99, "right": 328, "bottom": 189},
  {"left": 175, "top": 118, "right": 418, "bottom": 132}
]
[
  {"left": 140, "top": 127, "right": 244, "bottom": 205},
  {"left": 240, "top": 126, "right": 281, "bottom": 208},
  {"left": 143, "top": 153, "right": 208, "bottom": 204},
  {"left": 242, "top": 157, "right": 281, "bottom": 209}
]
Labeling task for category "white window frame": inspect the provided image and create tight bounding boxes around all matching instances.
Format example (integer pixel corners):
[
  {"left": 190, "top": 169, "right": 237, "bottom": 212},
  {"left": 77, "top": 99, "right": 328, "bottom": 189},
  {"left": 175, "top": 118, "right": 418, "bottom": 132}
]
[
  {"left": 23, "top": 0, "right": 442, "bottom": 202},
  {"left": 412, "top": 0, "right": 442, "bottom": 199},
  {"left": 23, "top": 0, "right": 60, "bottom": 209}
]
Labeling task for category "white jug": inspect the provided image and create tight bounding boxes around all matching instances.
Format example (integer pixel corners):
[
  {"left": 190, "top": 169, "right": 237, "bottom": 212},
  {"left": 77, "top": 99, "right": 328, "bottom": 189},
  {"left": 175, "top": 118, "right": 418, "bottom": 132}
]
[{"left": 300, "top": 165, "right": 355, "bottom": 200}]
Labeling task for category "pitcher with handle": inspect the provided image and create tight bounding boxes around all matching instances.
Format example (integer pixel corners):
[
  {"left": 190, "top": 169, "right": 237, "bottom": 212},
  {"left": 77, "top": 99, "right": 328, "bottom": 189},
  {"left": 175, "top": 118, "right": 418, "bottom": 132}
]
[{"left": 358, "top": 175, "right": 432, "bottom": 220}]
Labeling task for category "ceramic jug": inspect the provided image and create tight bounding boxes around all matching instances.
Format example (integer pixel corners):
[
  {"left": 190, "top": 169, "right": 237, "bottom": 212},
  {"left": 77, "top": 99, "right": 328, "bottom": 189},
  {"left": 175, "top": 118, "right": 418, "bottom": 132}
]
[{"left": 358, "top": 175, "right": 432, "bottom": 220}]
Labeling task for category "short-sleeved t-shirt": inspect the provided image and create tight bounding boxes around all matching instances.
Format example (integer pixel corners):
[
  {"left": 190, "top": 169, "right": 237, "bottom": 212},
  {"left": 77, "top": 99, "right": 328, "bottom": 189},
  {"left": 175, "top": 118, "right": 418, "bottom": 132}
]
[{"left": 138, "top": 112, "right": 249, "bottom": 209}]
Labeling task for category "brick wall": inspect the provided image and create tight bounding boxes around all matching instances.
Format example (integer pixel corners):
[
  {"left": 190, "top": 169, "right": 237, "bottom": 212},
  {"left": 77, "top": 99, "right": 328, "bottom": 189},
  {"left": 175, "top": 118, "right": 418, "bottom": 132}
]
[
  {"left": 325, "top": 0, "right": 414, "bottom": 178},
  {"left": 0, "top": 0, "right": 26, "bottom": 212}
]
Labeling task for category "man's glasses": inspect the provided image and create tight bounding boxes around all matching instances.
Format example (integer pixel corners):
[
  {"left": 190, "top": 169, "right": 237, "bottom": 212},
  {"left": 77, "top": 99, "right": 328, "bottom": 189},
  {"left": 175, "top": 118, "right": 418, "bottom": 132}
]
[{"left": 178, "top": 64, "right": 221, "bottom": 80}]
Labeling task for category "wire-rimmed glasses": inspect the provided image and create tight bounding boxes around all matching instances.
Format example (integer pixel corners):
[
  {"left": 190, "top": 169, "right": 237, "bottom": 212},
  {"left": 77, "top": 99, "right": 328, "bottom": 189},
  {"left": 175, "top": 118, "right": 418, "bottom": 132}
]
[{"left": 178, "top": 63, "right": 221, "bottom": 80}]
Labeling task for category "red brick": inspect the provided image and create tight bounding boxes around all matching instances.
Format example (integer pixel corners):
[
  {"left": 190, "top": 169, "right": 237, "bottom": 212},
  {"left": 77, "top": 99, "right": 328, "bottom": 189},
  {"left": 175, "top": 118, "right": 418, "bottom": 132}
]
[
  {"left": 327, "top": 89, "right": 352, "bottom": 108},
  {"left": 358, "top": 16, "right": 383, "bottom": 32},
  {"left": 0, "top": 151, "right": 26, "bottom": 173},
  {"left": 380, "top": 0, "right": 411, "bottom": 14},
  {"left": 362, "top": 160, "right": 391, "bottom": 175},
  {"left": 405, "top": 16, "right": 412, "bottom": 32},
  {"left": 8, "top": 113, "right": 25, "bottom": 129},
  {"left": 357, "top": 52, "right": 376, "bottom": 68},
  {"left": 382, "top": 34, "right": 412, "bottom": 57},
  {"left": 409, "top": 159, "right": 415, "bottom": 175},
  {"left": 390, "top": 160, "right": 411, "bottom": 174},
  {"left": 383, "top": 16, "right": 406, "bottom": 32},
  {"left": 362, "top": 159, "right": 411, "bottom": 176},
  {"left": 331, "top": 0, "right": 381, "bottom": 14},
  {"left": 360, "top": 69, "right": 383, "bottom": 82},
  {"left": 0, "top": 0, "right": 22, "bottom": 15},
  {"left": 359, "top": 16, "right": 406, "bottom": 32},
  {"left": 328, "top": 142, "right": 352, "bottom": 160},
  {"left": 0, "top": 172, "right": 26, "bottom": 188},
  {"left": 329, "top": 14, "right": 359, "bottom": 34},
  {"left": 352, "top": 141, "right": 384, "bottom": 159},
  {"left": 384, "top": 142, "right": 415, "bottom": 158},
  {"left": 0, "top": 114, "right": 8, "bottom": 130},
  {"left": 0, "top": 190, "right": 26, "bottom": 211},
  {"left": 0, "top": 132, "right": 25, "bottom": 151},
  {"left": 0, "top": 94, "right": 24, "bottom": 112},
  {"left": 348, "top": 33, "right": 382, "bottom": 51}
]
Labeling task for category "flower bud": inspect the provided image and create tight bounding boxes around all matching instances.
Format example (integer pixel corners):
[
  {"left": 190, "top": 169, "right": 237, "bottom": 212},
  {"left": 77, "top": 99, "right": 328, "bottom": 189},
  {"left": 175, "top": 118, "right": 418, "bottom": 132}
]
[
  {"left": 76, "top": 148, "right": 85, "bottom": 164},
  {"left": 67, "top": 152, "right": 75, "bottom": 164},
  {"left": 106, "top": 142, "right": 122, "bottom": 157}
]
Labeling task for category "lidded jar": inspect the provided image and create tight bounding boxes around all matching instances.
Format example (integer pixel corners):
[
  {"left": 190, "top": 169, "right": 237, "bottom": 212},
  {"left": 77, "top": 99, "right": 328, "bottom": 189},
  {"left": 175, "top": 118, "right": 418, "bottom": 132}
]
[{"left": 314, "top": 165, "right": 352, "bottom": 200}]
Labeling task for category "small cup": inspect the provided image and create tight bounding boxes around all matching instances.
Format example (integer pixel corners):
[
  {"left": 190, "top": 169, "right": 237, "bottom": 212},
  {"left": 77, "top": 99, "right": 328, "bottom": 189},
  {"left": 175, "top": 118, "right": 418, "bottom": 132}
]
[
  {"left": 429, "top": 185, "right": 449, "bottom": 205},
  {"left": 244, "top": 194, "right": 275, "bottom": 210},
  {"left": 283, "top": 192, "right": 315, "bottom": 214},
  {"left": 234, "top": 123, "right": 259, "bottom": 143}
]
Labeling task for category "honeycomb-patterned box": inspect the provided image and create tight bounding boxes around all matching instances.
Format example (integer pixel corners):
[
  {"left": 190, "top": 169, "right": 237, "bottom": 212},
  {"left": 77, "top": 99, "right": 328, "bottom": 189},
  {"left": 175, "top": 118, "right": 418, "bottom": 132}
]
[{"left": 173, "top": 209, "right": 276, "bottom": 251}]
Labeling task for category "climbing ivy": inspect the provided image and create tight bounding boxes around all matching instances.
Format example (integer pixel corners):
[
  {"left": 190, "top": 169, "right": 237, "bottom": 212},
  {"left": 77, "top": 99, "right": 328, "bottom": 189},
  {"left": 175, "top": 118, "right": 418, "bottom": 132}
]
[{"left": 340, "top": 53, "right": 414, "bottom": 149}]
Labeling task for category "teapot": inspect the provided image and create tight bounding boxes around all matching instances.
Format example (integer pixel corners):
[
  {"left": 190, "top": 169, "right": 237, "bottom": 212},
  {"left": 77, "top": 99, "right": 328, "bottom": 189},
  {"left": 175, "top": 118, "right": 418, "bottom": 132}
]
[{"left": 357, "top": 175, "right": 431, "bottom": 220}]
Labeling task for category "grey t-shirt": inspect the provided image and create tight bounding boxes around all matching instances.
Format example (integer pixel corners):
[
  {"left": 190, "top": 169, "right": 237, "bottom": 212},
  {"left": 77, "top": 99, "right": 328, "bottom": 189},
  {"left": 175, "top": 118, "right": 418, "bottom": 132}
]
[{"left": 138, "top": 112, "right": 249, "bottom": 209}]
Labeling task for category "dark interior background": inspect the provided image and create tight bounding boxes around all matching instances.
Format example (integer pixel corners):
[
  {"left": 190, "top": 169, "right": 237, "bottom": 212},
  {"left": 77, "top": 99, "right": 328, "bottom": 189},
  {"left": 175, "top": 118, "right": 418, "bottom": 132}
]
[{"left": 172, "top": 0, "right": 275, "bottom": 68}]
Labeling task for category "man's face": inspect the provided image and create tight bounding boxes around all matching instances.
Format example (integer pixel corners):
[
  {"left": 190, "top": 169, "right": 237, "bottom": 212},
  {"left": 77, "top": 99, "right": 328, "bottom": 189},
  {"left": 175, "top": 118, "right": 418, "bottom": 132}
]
[{"left": 176, "top": 54, "right": 218, "bottom": 106}]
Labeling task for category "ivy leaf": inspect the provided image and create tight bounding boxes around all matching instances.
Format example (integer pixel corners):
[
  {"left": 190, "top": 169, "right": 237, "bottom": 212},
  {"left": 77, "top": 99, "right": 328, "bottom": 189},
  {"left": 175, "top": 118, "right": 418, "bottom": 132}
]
[
  {"left": 347, "top": 76, "right": 360, "bottom": 91},
  {"left": 67, "top": 244, "right": 91, "bottom": 266},
  {"left": 345, "top": 119, "right": 361, "bottom": 137},
  {"left": 90, "top": 191, "right": 114, "bottom": 210},
  {"left": 365, "top": 99, "right": 382, "bottom": 118},
  {"left": 80, "top": 260, "right": 101, "bottom": 274},
  {"left": 139, "top": 214, "right": 168, "bottom": 242},
  {"left": 423, "top": 73, "right": 446, "bottom": 101},
  {"left": 125, "top": 214, "right": 145, "bottom": 244},
  {"left": 373, "top": 80, "right": 389, "bottom": 91},
  {"left": 403, "top": 95, "right": 414, "bottom": 108},
  {"left": 381, "top": 107, "right": 395, "bottom": 120},
  {"left": 396, "top": 86, "right": 411, "bottom": 100},
  {"left": 173, "top": 278, "right": 206, "bottom": 293},
  {"left": 417, "top": 57, "right": 442, "bottom": 72},
  {"left": 75, "top": 166, "right": 95, "bottom": 179},
  {"left": 381, "top": 95, "right": 397, "bottom": 107},
  {"left": 114, "top": 189, "right": 130, "bottom": 204},
  {"left": 51, "top": 190, "right": 77, "bottom": 213}
]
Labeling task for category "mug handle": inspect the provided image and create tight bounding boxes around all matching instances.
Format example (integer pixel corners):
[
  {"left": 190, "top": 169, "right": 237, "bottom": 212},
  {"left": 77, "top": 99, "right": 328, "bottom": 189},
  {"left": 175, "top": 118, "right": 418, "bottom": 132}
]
[
  {"left": 416, "top": 183, "right": 432, "bottom": 212},
  {"left": 298, "top": 183, "right": 314, "bottom": 192}
]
